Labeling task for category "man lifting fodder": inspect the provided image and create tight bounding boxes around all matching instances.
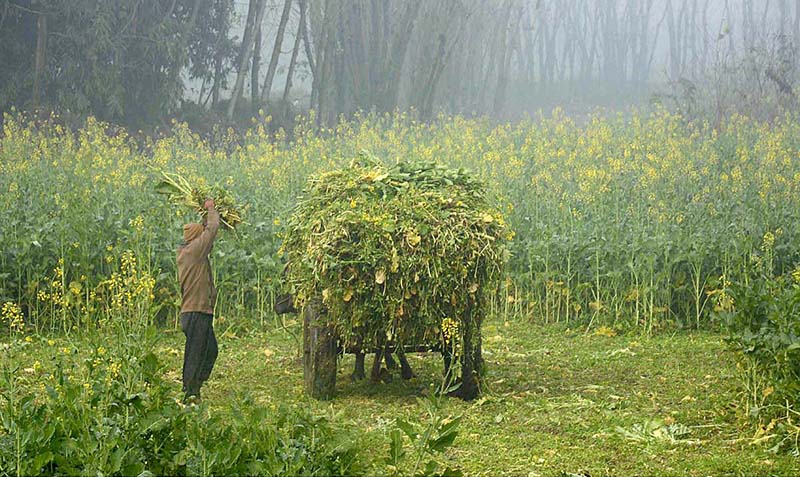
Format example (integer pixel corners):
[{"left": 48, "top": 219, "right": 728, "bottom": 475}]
[{"left": 156, "top": 172, "right": 245, "bottom": 403}]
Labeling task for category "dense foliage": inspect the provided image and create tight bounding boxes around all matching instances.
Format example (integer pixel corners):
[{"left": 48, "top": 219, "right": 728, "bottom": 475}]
[
  {"left": 0, "top": 0, "right": 234, "bottom": 126},
  {"left": 3, "top": 110, "right": 800, "bottom": 337},
  {"left": 282, "top": 152, "right": 509, "bottom": 352},
  {"left": 0, "top": 326, "right": 366, "bottom": 476},
  {"left": 720, "top": 234, "right": 800, "bottom": 454}
]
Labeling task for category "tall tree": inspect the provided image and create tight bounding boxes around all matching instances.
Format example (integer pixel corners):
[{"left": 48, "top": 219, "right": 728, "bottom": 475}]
[
  {"left": 227, "top": 0, "right": 266, "bottom": 119},
  {"left": 282, "top": 0, "right": 305, "bottom": 117},
  {"left": 32, "top": 11, "right": 46, "bottom": 109},
  {"left": 251, "top": 11, "right": 263, "bottom": 109},
  {"left": 260, "top": 0, "right": 294, "bottom": 104},
  {"left": 1, "top": 0, "right": 226, "bottom": 126}
]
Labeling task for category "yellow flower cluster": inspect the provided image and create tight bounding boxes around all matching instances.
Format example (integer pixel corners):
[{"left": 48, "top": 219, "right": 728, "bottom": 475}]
[
  {"left": 441, "top": 317, "right": 460, "bottom": 343},
  {"left": 1, "top": 301, "right": 24, "bottom": 333},
  {"left": 97, "top": 250, "right": 156, "bottom": 318},
  {"left": 128, "top": 215, "right": 145, "bottom": 232},
  {"left": 709, "top": 275, "right": 735, "bottom": 313}
]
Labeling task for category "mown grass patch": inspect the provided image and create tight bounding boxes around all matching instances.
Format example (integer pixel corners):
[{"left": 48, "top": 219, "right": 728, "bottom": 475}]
[{"left": 6, "top": 317, "right": 798, "bottom": 475}]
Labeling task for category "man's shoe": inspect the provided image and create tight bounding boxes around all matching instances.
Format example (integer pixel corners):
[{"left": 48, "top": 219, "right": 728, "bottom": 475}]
[{"left": 183, "top": 394, "right": 201, "bottom": 406}]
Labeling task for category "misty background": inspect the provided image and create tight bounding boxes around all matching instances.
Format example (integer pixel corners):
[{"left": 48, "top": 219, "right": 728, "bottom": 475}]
[{"left": 1, "top": 0, "right": 798, "bottom": 131}]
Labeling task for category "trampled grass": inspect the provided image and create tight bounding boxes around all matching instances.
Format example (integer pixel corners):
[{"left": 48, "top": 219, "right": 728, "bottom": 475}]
[{"left": 8, "top": 317, "right": 796, "bottom": 475}]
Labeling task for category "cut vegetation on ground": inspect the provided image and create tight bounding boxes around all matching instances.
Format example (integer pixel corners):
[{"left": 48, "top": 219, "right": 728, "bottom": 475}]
[{"left": 5, "top": 317, "right": 796, "bottom": 476}]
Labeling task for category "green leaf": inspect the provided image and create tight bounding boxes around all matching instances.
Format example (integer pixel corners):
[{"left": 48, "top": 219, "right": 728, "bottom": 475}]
[
  {"left": 440, "top": 466, "right": 464, "bottom": 477},
  {"left": 420, "top": 459, "right": 439, "bottom": 476},
  {"left": 154, "top": 180, "right": 181, "bottom": 196},
  {"left": 30, "top": 451, "right": 54, "bottom": 473},
  {"left": 387, "top": 429, "right": 405, "bottom": 466},
  {"left": 396, "top": 418, "right": 419, "bottom": 440},
  {"left": 443, "top": 382, "right": 462, "bottom": 395},
  {"left": 110, "top": 447, "right": 125, "bottom": 472},
  {"left": 428, "top": 430, "right": 458, "bottom": 453},
  {"left": 437, "top": 415, "right": 462, "bottom": 437}
]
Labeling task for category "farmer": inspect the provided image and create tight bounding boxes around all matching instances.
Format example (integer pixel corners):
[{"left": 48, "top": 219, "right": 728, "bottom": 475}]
[{"left": 177, "top": 198, "right": 219, "bottom": 403}]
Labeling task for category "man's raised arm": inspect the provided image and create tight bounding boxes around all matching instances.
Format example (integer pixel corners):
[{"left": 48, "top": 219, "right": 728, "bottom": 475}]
[{"left": 197, "top": 199, "right": 220, "bottom": 256}]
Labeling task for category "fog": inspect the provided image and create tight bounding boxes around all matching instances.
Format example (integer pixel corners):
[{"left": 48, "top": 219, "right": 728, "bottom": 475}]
[{"left": 1, "top": 0, "right": 797, "bottom": 128}]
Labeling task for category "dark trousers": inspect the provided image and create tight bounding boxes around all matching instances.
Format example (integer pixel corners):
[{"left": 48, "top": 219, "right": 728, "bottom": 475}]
[{"left": 180, "top": 312, "right": 218, "bottom": 397}]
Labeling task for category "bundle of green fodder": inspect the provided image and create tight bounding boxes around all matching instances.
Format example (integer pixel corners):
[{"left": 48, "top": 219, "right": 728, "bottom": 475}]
[
  {"left": 282, "top": 152, "right": 510, "bottom": 352},
  {"left": 155, "top": 171, "right": 245, "bottom": 229}
]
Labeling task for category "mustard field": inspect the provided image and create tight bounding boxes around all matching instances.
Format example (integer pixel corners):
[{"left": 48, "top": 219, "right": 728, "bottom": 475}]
[{"left": 2, "top": 111, "right": 799, "bottom": 334}]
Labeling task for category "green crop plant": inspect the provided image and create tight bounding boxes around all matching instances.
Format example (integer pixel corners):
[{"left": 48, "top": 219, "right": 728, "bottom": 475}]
[{"left": 2, "top": 110, "right": 800, "bottom": 336}]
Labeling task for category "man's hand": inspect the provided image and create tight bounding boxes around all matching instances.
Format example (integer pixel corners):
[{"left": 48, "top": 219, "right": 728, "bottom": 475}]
[{"left": 204, "top": 198, "right": 215, "bottom": 210}]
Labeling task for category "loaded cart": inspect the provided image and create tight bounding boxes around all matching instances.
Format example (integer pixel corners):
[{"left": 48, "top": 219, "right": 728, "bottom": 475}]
[{"left": 280, "top": 153, "right": 510, "bottom": 400}]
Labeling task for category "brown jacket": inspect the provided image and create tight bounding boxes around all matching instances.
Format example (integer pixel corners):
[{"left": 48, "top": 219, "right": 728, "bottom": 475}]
[{"left": 177, "top": 207, "right": 220, "bottom": 314}]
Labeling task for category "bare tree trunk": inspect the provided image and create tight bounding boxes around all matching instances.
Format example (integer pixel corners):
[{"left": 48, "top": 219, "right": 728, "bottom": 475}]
[
  {"left": 260, "top": 0, "right": 294, "bottom": 104},
  {"left": 565, "top": 1, "right": 579, "bottom": 83},
  {"left": 666, "top": 0, "right": 678, "bottom": 79},
  {"left": 635, "top": 0, "right": 656, "bottom": 85},
  {"left": 677, "top": 0, "right": 689, "bottom": 79},
  {"left": 534, "top": 7, "right": 543, "bottom": 87},
  {"left": 368, "top": 0, "right": 384, "bottom": 99},
  {"left": 299, "top": 0, "right": 315, "bottom": 78},
  {"left": 558, "top": 1, "right": 571, "bottom": 82},
  {"left": 522, "top": 3, "right": 536, "bottom": 82},
  {"left": 723, "top": 0, "right": 735, "bottom": 56},
  {"left": 420, "top": 33, "right": 447, "bottom": 120},
  {"left": 582, "top": 6, "right": 599, "bottom": 84},
  {"left": 688, "top": 0, "right": 698, "bottom": 78},
  {"left": 699, "top": 0, "right": 710, "bottom": 74},
  {"left": 543, "top": 5, "right": 559, "bottom": 86},
  {"left": 315, "top": 0, "right": 336, "bottom": 125},
  {"left": 761, "top": 0, "right": 772, "bottom": 43},
  {"left": 198, "top": 76, "right": 207, "bottom": 104},
  {"left": 227, "top": 0, "right": 266, "bottom": 119},
  {"left": 210, "top": 0, "right": 227, "bottom": 109},
  {"left": 32, "top": 13, "right": 46, "bottom": 109},
  {"left": 777, "top": 0, "right": 786, "bottom": 37},
  {"left": 616, "top": 0, "right": 632, "bottom": 83},
  {"left": 251, "top": 18, "right": 263, "bottom": 111},
  {"left": 309, "top": 0, "right": 330, "bottom": 115},
  {"left": 419, "top": 3, "right": 475, "bottom": 119},
  {"left": 282, "top": 0, "right": 305, "bottom": 117},
  {"left": 212, "top": 44, "right": 223, "bottom": 107},
  {"left": 493, "top": 2, "right": 515, "bottom": 115},
  {"left": 743, "top": 0, "right": 753, "bottom": 49},
  {"left": 795, "top": 0, "right": 800, "bottom": 41},
  {"left": 646, "top": 0, "right": 669, "bottom": 81},
  {"left": 342, "top": 2, "right": 367, "bottom": 109},
  {"left": 332, "top": 12, "right": 347, "bottom": 119},
  {"left": 381, "top": 0, "right": 423, "bottom": 113}
]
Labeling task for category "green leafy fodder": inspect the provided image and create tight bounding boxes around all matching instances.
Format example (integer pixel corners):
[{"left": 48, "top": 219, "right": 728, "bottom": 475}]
[
  {"left": 721, "top": 265, "right": 800, "bottom": 454},
  {"left": 155, "top": 171, "right": 245, "bottom": 229},
  {"left": 0, "top": 329, "right": 366, "bottom": 476},
  {"left": 282, "top": 152, "right": 510, "bottom": 351}
]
